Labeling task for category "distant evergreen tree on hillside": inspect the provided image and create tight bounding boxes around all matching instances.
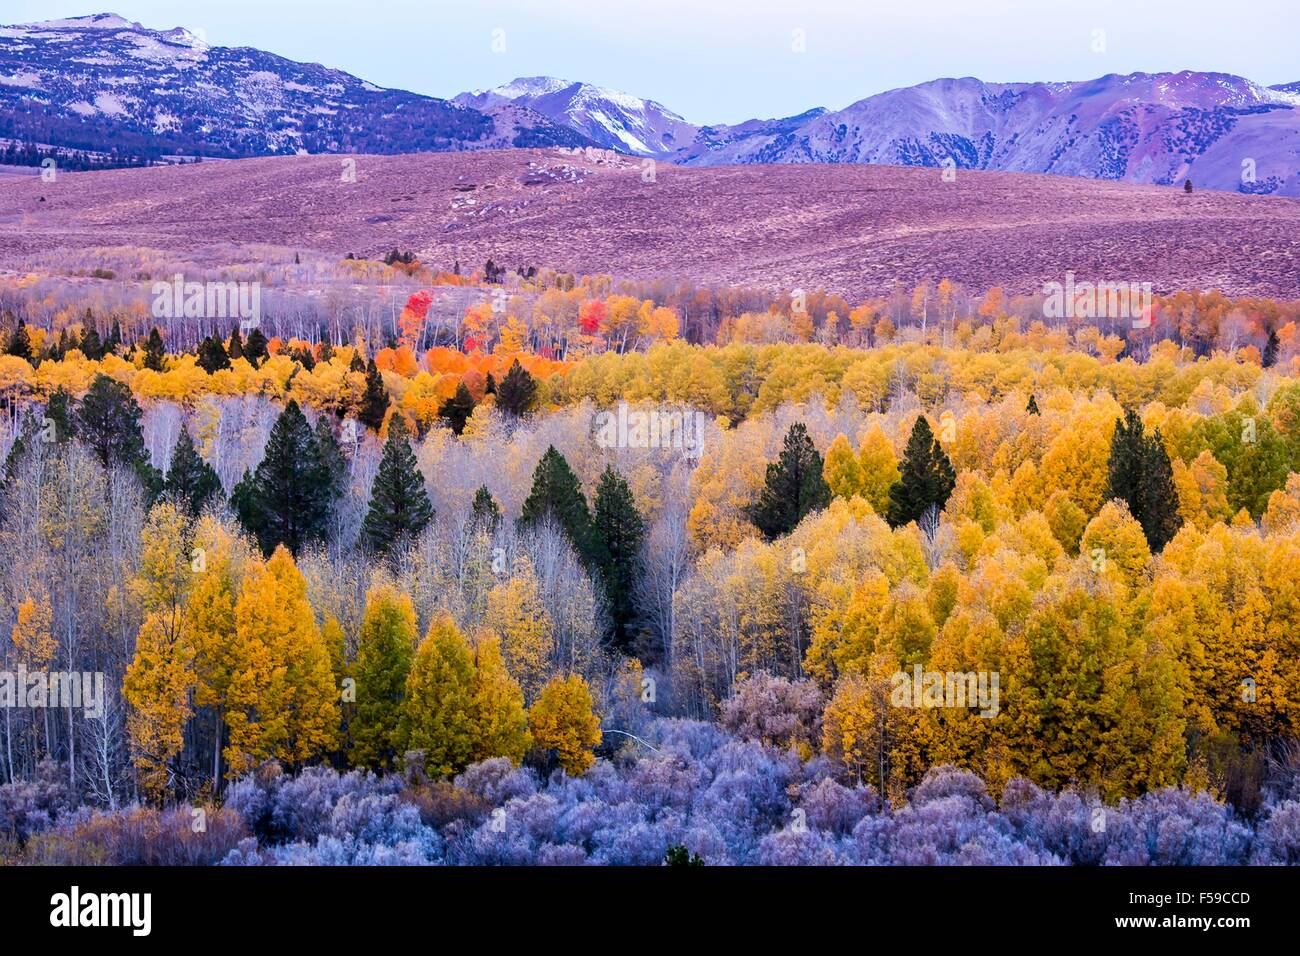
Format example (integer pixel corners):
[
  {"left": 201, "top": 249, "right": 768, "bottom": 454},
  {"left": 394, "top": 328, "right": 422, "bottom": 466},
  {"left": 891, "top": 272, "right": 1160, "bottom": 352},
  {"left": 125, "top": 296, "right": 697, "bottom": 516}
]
[
  {"left": 196, "top": 335, "right": 231, "bottom": 373},
  {"left": 143, "top": 327, "right": 166, "bottom": 371}
]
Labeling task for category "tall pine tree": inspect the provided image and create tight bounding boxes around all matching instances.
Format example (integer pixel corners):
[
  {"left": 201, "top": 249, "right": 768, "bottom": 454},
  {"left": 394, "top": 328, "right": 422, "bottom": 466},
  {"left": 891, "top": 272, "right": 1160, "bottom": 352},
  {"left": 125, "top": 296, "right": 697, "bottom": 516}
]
[
  {"left": 79, "top": 322, "right": 103, "bottom": 361},
  {"left": 196, "top": 335, "right": 231, "bottom": 373},
  {"left": 438, "top": 382, "right": 476, "bottom": 435},
  {"left": 357, "top": 359, "right": 390, "bottom": 432},
  {"left": 163, "top": 426, "right": 222, "bottom": 517},
  {"left": 592, "top": 465, "right": 646, "bottom": 652},
  {"left": 5, "top": 320, "right": 32, "bottom": 362},
  {"left": 1105, "top": 409, "right": 1183, "bottom": 551},
  {"left": 1264, "top": 328, "right": 1280, "bottom": 368},
  {"left": 518, "top": 446, "right": 597, "bottom": 566},
  {"left": 314, "top": 417, "right": 348, "bottom": 502},
  {"left": 244, "top": 328, "right": 270, "bottom": 367},
  {"left": 471, "top": 485, "right": 502, "bottom": 532},
  {"left": 143, "top": 327, "right": 166, "bottom": 371},
  {"left": 232, "top": 400, "right": 331, "bottom": 555},
  {"left": 75, "top": 374, "right": 163, "bottom": 499},
  {"left": 496, "top": 359, "right": 538, "bottom": 417},
  {"left": 749, "top": 422, "right": 831, "bottom": 539},
  {"left": 45, "top": 387, "right": 74, "bottom": 443},
  {"left": 360, "top": 417, "right": 434, "bottom": 557},
  {"left": 886, "top": 416, "right": 956, "bottom": 531}
]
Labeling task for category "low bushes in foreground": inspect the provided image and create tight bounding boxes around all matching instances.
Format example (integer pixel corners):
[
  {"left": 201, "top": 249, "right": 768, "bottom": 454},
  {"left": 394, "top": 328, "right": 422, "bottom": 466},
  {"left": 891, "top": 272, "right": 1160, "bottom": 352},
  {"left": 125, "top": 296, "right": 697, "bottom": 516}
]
[{"left": 3, "top": 720, "right": 1299, "bottom": 866}]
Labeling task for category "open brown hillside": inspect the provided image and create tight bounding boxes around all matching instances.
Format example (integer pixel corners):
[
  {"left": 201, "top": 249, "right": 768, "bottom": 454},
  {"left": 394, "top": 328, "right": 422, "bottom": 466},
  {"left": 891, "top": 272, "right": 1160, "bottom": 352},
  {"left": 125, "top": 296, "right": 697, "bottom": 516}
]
[{"left": 0, "top": 148, "right": 1297, "bottom": 299}]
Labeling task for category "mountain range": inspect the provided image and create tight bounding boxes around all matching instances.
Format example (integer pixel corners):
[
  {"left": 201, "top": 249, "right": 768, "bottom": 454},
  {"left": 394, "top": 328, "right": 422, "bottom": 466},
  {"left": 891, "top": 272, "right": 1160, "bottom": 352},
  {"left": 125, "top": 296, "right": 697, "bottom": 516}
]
[{"left": 2, "top": 13, "right": 1298, "bottom": 195}]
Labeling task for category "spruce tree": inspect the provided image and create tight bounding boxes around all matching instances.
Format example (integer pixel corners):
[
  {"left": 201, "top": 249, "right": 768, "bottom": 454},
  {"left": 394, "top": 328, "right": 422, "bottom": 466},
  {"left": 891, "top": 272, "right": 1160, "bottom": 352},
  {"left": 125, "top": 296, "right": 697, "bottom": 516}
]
[
  {"left": 1105, "top": 409, "right": 1145, "bottom": 517},
  {"left": 233, "top": 400, "right": 331, "bottom": 555},
  {"left": 1138, "top": 430, "right": 1183, "bottom": 551},
  {"left": 314, "top": 417, "right": 348, "bottom": 501},
  {"left": 749, "top": 422, "right": 832, "bottom": 539},
  {"left": 143, "top": 327, "right": 166, "bottom": 371},
  {"left": 496, "top": 359, "right": 537, "bottom": 417},
  {"left": 885, "top": 416, "right": 957, "bottom": 530},
  {"left": 227, "top": 328, "right": 244, "bottom": 361},
  {"left": 244, "top": 328, "right": 270, "bottom": 367},
  {"left": 471, "top": 485, "right": 501, "bottom": 532},
  {"left": 1264, "top": 328, "right": 1280, "bottom": 369},
  {"left": 438, "top": 382, "right": 476, "bottom": 435},
  {"left": 163, "top": 426, "right": 222, "bottom": 517},
  {"left": 357, "top": 359, "right": 390, "bottom": 433},
  {"left": 318, "top": 340, "right": 334, "bottom": 364},
  {"left": 5, "top": 320, "right": 32, "bottom": 362},
  {"left": 1105, "top": 409, "right": 1183, "bottom": 551},
  {"left": 79, "top": 324, "right": 103, "bottom": 361},
  {"left": 592, "top": 465, "right": 646, "bottom": 652},
  {"left": 349, "top": 350, "right": 366, "bottom": 372},
  {"left": 52, "top": 329, "right": 73, "bottom": 361},
  {"left": 518, "top": 446, "right": 596, "bottom": 565},
  {"left": 1026, "top": 394, "right": 1041, "bottom": 415},
  {"left": 75, "top": 374, "right": 163, "bottom": 498},
  {"left": 45, "top": 387, "right": 74, "bottom": 443},
  {"left": 360, "top": 417, "right": 434, "bottom": 558},
  {"left": 196, "top": 335, "right": 231, "bottom": 373},
  {"left": 105, "top": 320, "right": 122, "bottom": 356}
]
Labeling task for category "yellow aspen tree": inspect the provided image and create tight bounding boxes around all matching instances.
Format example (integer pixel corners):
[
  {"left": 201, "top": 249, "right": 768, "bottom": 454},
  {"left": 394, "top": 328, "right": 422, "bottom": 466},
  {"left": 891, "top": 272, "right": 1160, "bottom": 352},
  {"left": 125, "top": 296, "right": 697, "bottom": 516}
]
[
  {"left": 486, "top": 558, "right": 554, "bottom": 704},
  {"left": 185, "top": 517, "right": 248, "bottom": 790},
  {"left": 528, "top": 673, "right": 602, "bottom": 775},
  {"left": 349, "top": 583, "right": 418, "bottom": 769},
  {"left": 123, "top": 611, "right": 196, "bottom": 801},
  {"left": 821, "top": 651, "right": 918, "bottom": 799},
  {"left": 1079, "top": 500, "right": 1152, "bottom": 586},
  {"left": 1261, "top": 472, "right": 1300, "bottom": 535},
  {"left": 225, "top": 546, "right": 338, "bottom": 776},
  {"left": 804, "top": 574, "right": 889, "bottom": 688},
  {"left": 399, "top": 613, "right": 477, "bottom": 777},
  {"left": 11, "top": 591, "right": 56, "bottom": 669},
  {"left": 11, "top": 590, "right": 57, "bottom": 761},
  {"left": 123, "top": 503, "right": 197, "bottom": 801},
  {"left": 469, "top": 633, "right": 532, "bottom": 764},
  {"left": 822, "top": 433, "right": 865, "bottom": 500},
  {"left": 321, "top": 615, "right": 347, "bottom": 687},
  {"left": 856, "top": 425, "right": 900, "bottom": 516}
]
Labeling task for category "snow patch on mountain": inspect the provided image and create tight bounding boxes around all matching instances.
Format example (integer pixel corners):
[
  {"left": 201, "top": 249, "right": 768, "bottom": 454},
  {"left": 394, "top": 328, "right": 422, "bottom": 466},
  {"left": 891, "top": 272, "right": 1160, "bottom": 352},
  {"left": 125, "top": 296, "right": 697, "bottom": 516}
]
[{"left": 454, "top": 76, "right": 696, "bottom": 155}]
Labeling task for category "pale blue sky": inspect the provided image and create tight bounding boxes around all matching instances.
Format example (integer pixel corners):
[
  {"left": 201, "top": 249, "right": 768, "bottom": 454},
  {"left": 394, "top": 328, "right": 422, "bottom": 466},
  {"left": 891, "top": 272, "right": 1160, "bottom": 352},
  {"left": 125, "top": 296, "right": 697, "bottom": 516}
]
[{"left": 7, "top": 1, "right": 1299, "bottom": 123}]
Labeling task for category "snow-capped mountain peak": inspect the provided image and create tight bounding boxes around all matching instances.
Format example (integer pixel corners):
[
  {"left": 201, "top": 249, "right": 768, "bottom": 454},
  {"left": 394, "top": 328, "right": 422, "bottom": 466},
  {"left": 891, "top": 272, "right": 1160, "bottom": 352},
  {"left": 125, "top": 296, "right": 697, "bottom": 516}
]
[
  {"left": 14, "top": 12, "right": 142, "bottom": 31},
  {"left": 454, "top": 75, "right": 697, "bottom": 155}
]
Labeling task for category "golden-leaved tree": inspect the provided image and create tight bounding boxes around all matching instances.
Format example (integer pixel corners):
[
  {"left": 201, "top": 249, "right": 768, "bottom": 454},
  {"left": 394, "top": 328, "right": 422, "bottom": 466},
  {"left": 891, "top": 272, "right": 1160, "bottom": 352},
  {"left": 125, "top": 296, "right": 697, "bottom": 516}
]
[
  {"left": 469, "top": 633, "right": 532, "bottom": 765},
  {"left": 123, "top": 503, "right": 197, "bottom": 801},
  {"left": 485, "top": 558, "right": 554, "bottom": 704},
  {"left": 528, "top": 673, "right": 602, "bottom": 775},
  {"left": 399, "top": 613, "right": 477, "bottom": 778},
  {"left": 224, "top": 546, "right": 339, "bottom": 777}
]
